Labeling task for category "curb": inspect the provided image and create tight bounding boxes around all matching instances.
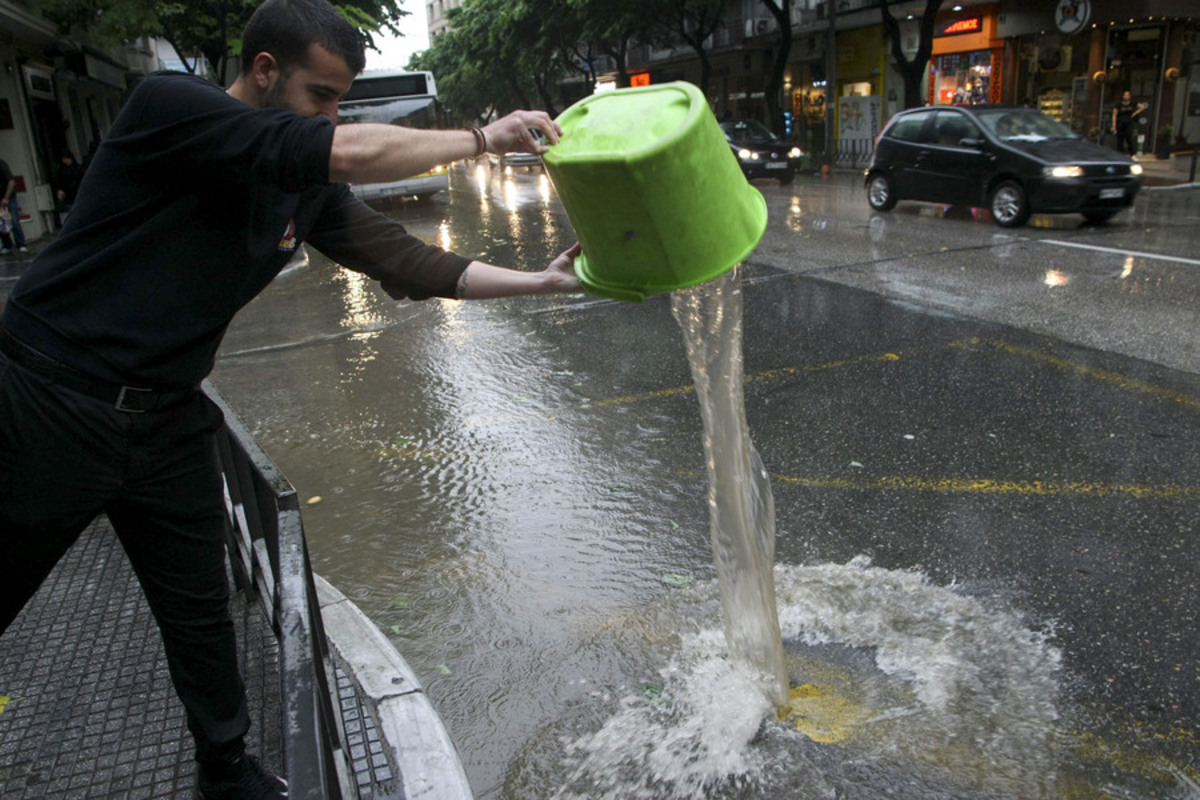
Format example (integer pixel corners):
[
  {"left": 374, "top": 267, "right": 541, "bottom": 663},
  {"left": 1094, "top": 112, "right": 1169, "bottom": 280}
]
[{"left": 314, "top": 574, "right": 475, "bottom": 800}]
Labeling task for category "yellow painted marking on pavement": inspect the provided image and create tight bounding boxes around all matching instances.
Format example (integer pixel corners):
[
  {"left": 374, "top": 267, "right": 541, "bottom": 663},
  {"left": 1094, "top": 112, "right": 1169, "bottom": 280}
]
[
  {"left": 592, "top": 351, "right": 903, "bottom": 408},
  {"left": 783, "top": 683, "right": 863, "bottom": 743},
  {"left": 955, "top": 338, "right": 1200, "bottom": 411},
  {"left": 773, "top": 473, "right": 1199, "bottom": 499},
  {"left": 1072, "top": 729, "right": 1200, "bottom": 792}
]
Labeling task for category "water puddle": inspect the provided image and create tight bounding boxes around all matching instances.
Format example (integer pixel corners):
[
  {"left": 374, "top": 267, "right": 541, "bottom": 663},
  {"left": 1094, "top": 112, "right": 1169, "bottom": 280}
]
[
  {"left": 537, "top": 558, "right": 1066, "bottom": 800},
  {"left": 523, "top": 269, "right": 1151, "bottom": 798}
]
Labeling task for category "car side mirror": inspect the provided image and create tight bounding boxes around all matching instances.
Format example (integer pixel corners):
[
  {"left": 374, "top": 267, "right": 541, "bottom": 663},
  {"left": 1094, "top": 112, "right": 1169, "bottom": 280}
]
[{"left": 959, "top": 137, "right": 985, "bottom": 149}]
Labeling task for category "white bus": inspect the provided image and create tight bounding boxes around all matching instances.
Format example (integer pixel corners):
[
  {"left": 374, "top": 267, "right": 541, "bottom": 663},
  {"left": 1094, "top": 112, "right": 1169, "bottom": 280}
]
[{"left": 337, "top": 70, "right": 450, "bottom": 201}]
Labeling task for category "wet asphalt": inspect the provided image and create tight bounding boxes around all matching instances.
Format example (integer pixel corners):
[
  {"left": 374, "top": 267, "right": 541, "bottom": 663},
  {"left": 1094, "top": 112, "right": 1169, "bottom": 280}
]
[
  {"left": 513, "top": 168, "right": 1200, "bottom": 782},
  {"left": 5, "top": 163, "right": 1198, "bottom": 790}
]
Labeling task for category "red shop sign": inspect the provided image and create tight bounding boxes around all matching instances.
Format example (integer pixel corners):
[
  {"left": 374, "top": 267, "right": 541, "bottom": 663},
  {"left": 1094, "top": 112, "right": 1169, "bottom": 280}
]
[{"left": 939, "top": 16, "right": 982, "bottom": 36}]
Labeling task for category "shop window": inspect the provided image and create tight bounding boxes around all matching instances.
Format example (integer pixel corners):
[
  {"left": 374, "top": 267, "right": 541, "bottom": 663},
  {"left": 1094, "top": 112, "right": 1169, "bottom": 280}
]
[{"left": 934, "top": 52, "right": 992, "bottom": 105}]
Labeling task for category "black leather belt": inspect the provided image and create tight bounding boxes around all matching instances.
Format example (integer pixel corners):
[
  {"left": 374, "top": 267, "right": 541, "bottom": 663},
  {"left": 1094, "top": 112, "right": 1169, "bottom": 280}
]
[{"left": 0, "top": 330, "right": 196, "bottom": 413}]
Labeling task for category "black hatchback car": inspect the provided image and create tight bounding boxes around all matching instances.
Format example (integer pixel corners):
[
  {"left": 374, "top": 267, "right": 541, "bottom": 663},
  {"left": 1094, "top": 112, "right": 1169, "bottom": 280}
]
[
  {"left": 720, "top": 119, "right": 803, "bottom": 184},
  {"left": 864, "top": 105, "right": 1144, "bottom": 227}
]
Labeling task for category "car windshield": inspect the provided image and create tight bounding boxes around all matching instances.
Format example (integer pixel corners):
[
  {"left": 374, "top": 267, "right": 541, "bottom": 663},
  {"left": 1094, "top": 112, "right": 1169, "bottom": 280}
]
[
  {"left": 720, "top": 119, "right": 780, "bottom": 144},
  {"left": 975, "top": 109, "right": 1079, "bottom": 143}
]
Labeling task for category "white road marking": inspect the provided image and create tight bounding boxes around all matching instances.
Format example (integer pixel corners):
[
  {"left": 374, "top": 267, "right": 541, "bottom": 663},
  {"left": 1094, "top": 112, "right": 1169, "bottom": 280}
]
[{"left": 1039, "top": 239, "right": 1200, "bottom": 267}]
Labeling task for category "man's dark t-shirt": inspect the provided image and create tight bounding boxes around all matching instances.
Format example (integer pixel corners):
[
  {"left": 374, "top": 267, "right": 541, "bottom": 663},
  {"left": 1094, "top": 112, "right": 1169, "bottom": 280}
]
[
  {"left": 1115, "top": 98, "right": 1136, "bottom": 128},
  {"left": 2, "top": 72, "right": 471, "bottom": 389}
]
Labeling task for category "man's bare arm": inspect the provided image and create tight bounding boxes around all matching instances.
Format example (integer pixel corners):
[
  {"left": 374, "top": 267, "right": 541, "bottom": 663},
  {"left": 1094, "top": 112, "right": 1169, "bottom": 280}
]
[
  {"left": 454, "top": 243, "right": 582, "bottom": 300},
  {"left": 329, "top": 110, "right": 561, "bottom": 184}
]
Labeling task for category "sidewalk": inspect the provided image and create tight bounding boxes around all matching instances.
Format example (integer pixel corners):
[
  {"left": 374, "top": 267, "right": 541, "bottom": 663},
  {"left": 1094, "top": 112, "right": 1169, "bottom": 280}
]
[
  {"left": 1137, "top": 151, "right": 1200, "bottom": 187},
  {"left": 0, "top": 515, "right": 471, "bottom": 799}
]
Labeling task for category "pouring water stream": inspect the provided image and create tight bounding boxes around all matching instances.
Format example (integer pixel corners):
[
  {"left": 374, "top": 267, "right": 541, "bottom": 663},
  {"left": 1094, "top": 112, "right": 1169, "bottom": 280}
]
[{"left": 670, "top": 266, "right": 790, "bottom": 709}]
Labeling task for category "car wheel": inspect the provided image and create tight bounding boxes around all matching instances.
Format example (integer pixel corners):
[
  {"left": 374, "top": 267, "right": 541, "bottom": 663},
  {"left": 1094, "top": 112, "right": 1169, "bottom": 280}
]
[
  {"left": 989, "top": 180, "right": 1030, "bottom": 228},
  {"left": 779, "top": 170, "right": 795, "bottom": 186},
  {"left": 1082, "top": 209, "right": 1118, "bottom": 224},
  {"left": 867, "top": 173, "right": 897, "bottom": 211}
]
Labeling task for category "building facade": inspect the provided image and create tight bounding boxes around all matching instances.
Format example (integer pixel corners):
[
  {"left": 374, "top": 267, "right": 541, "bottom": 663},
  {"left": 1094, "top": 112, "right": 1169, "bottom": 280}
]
[
  {"left": 425, "top": 0, "right": 1198, "bottom": 160},
  {"left": 0, "top": 3, "right": 159, "bottom": 241}
]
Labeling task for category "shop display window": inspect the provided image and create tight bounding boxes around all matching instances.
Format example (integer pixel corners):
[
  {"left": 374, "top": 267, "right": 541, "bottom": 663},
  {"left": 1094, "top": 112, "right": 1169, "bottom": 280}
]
[{"left": 935, "top": 51, "right": 992, "bottom": 105}]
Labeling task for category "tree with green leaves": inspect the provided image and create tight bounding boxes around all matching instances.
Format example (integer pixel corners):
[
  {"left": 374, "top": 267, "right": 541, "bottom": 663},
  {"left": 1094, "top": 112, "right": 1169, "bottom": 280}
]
[
  {"left": 33, "top": 0, "right": 408, "bottom": 83},
  {"left": 411, "top": 0, "right": 535, "bottom": 124},
  {"left": 569, "top": 0, "right": 655, "bottom": 89},
  {"left": 648, "top": 0, "right": 735, "bottom": 97}
]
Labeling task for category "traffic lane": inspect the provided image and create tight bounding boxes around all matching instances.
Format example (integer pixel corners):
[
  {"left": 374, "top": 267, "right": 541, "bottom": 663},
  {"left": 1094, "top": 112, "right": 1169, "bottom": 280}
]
[
  {"left": 543, "top": 265, "right": 1197, "bottom": 756},
  {"left": 731, "top": 271, "right": 1199, "bottom": 759},
  {"left": 755, "top": 171, "right": 1200, "bottom": 260},
  {"left": 749, "top": 176, "right": 1200, "bottom": 375}
]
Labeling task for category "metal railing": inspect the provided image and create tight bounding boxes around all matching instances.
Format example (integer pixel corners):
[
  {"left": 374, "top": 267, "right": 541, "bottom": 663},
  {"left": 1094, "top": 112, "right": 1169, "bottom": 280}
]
[
  {"left": 204, "top": 380, "right": 355, "bottom": 800},
  {"left": 830, "top": 138, "right": 875, "bottom": 169}
]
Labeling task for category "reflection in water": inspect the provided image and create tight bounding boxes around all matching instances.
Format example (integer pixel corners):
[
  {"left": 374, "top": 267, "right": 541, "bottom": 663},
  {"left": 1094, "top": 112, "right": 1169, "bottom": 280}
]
[
  {"left": 1120, "top": 254, "right": 1134, "bottom": 280},
  {"left": 334, "top": 267, "right": 384, "bottom": 331},
  {"left": 1044, "top": 269, "right": 1070, "bottom": 287}
]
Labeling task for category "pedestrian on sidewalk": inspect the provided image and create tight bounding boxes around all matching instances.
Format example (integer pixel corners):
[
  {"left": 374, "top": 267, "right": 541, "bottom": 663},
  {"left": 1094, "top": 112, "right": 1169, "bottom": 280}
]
[
  {"left": 1111, "top": 90, "right": 1148, "bottom": 157},
  {"left": 0, "top": 157, "right": 28, "bottom": 253},
  {"left": 0, "top": 1, "right": 580, "bottom": 798}
]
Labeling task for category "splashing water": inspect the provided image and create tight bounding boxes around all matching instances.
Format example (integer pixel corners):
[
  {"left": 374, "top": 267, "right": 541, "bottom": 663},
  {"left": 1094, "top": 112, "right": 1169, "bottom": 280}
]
[
  {"left": 544, "top": 268, "right": 1069, "bottom": 799},
  {"left": 669, "top": 267, "right": 790, "bottom": 709},
  {"left": 547, "top": 559, "right": 1065, "bottom": 800}
]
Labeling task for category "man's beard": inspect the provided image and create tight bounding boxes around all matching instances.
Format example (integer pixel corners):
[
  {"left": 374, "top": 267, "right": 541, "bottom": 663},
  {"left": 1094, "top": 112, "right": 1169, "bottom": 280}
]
[{"left": 261, "top": 71, "right": 294, "bottom": 112}]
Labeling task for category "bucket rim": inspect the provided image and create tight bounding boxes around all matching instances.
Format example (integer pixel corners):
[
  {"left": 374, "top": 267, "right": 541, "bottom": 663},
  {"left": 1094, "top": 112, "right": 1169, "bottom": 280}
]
[{"left": 544, "top": 81, "right": 707, "bottom": 166}]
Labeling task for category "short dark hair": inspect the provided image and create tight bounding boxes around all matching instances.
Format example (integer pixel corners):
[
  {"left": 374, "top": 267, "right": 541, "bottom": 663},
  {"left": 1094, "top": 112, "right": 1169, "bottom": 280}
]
[{"left": 241, "top": 0, "right": 366, "bottom": 76}]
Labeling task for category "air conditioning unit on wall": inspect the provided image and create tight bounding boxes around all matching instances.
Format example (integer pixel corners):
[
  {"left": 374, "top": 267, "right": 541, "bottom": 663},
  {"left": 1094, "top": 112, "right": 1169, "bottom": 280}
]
[
  {"left": 1036, "top": 45, "right": 1072, "bottom": 72},
  {"left": 745, "top": 18, "right": 774, "bottom": 37}
]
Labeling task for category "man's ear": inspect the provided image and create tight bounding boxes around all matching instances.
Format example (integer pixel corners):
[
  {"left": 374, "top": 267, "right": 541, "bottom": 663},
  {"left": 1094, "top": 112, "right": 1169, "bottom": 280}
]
[{"left": 250, "top": 51, "right": 281, "bottom": 91}]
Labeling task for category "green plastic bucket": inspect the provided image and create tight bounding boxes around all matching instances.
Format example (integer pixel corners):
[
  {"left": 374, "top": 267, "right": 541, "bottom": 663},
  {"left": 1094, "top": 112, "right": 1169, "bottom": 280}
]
[{"left": 543, "top": 82, "right": 767, "bottom": 303}]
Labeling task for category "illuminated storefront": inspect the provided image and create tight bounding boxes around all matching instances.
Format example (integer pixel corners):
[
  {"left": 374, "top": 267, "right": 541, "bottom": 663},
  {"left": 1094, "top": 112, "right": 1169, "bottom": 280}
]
[{"left": 929, "top": 5, "right": 1003, "bottom": 106}]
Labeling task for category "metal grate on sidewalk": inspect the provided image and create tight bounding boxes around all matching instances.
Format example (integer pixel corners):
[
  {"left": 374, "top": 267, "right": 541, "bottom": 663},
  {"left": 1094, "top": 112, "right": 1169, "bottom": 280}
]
[{"left": 0, "top": 517, "right": 398, "bottom": 799}]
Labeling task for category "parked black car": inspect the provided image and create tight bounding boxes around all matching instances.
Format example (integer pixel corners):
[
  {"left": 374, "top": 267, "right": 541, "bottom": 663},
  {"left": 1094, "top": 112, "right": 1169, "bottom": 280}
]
[
  {"left": 720, "top": 119, "right": 803, "bottom": 184},
  {"left": 864, "top": 105, "right": 1144, "bottom": 227}
]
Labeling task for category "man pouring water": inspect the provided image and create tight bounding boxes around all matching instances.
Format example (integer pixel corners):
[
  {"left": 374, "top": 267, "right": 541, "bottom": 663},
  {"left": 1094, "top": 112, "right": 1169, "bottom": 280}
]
[{"left": 0, "top": 0, "right": 579, "bottom": 797}]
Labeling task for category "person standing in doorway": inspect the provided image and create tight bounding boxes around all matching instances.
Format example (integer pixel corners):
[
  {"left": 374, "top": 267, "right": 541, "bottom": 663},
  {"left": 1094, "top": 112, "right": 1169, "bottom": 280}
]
[
  {"left": 51, "top": 150, "right": 84, "bottom": 224},
  {"left": 1111, "top": 90, "right": 1148, "bottom": 157},
  {"left": 0, "top": 0, "right": 580, "bottom": 798},
  {"left": 0, "top": 157, "right": 28, "bottom": 252}
]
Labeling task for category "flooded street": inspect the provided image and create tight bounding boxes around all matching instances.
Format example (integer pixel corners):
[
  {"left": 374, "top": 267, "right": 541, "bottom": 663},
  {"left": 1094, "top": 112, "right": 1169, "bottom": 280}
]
[{"left": 211, "top": 162, "right": 1200, "bottom": 798}]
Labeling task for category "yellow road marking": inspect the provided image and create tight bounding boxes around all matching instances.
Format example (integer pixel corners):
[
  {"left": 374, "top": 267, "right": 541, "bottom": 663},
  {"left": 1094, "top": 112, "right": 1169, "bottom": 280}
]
[
  {"left": 592, "top": 350, "right": 903, "bottom": 408},
  {"left": 783, "top": 682, "right": 864, "bottom": 743},
  {"left": 594, "top": 337, "right": 1200, "bottom": 413},
  {"left": 773, "top": 473, "right": 1200, "bottom": 500},
  {"left": 954, "top": 338, "right": 1200, "bottom": 411}
]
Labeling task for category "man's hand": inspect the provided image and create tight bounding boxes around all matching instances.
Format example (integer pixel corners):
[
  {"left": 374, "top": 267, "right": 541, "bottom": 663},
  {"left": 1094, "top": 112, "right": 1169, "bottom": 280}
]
[
  {"left": 482, "top": 111, "right": 562, "bottom": 155},
  {"left": 544, "top": 242, "right": 582, "bottom": 292}
]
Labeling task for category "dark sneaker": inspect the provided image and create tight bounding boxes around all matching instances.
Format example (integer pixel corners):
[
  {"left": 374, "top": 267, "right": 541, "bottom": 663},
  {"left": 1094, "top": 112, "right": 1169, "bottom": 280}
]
[{"left": 195, "top": 754, "right": 288, "bottom": 800}]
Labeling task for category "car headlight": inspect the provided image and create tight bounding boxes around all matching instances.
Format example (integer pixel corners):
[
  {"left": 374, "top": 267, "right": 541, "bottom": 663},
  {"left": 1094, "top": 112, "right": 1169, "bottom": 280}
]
[
  {"left": 788, "top": 147, "right": 802, "bottom": 159},
  {"left": 738, "top": 148, "right": 756, "bottom": 161},
  {"left": 1044, "top": 165, "right": 1084, "bottom": 178},
  {"left": 1130, "top": 163, "right": 1144, "bottom": 176}
]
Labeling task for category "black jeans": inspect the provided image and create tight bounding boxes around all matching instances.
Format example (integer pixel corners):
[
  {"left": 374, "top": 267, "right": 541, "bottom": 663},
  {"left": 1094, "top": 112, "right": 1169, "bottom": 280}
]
[
  {"left": 0, "top": 351, "right": 250, "bottom": 758},
  {"left": 1116, "top": 123, "right": 1137, "bottom": 156}
]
